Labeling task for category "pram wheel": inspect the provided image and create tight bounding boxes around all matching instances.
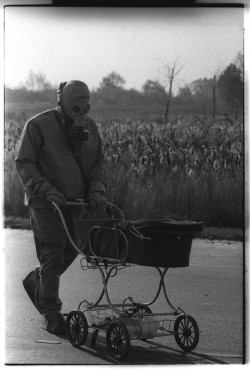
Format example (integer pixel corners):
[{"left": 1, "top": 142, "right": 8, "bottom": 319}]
[
  {"left": 66, "top": 310, "right": 88, "bottom": 347},
  {"left": 106, "top": 322, "right": 131, "bottom": 360},
  {"left": 174, "top": 314, "right": 199, "bottom": 352}
]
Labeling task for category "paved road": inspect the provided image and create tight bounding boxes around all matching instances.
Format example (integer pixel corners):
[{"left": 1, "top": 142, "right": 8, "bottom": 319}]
[{"left": 4, "top": 229, "right": 245, "bottom": 364}]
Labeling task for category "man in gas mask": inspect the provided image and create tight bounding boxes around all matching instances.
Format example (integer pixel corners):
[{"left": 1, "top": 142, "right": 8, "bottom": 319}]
[{"left": 15, "top": 80, "right": 107, "bottom": 334}]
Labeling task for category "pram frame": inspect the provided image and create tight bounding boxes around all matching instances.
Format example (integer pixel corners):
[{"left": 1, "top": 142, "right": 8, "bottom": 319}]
[{"left": 53, "top": 201, "right": 200, "bottom": 359}]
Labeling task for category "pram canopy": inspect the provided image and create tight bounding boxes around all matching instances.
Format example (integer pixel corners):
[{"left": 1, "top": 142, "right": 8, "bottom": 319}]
[{"left": 74, "top": 218, "right": 203, "bottom": 268}]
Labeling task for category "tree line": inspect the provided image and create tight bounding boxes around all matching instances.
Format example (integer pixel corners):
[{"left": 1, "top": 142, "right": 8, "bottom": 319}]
[{"left": 5, "top": 52, "right": 243, "bottom": 120}]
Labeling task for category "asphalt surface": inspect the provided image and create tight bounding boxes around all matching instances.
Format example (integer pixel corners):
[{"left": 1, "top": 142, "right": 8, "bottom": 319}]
[{"left": 3, "top": 228, "right": 245, "bottom": 365}]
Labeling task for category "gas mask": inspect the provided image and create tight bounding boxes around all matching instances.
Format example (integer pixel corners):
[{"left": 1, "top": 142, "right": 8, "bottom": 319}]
[{"left": 58, "top": 80, "right": 90, "bottom": 142}]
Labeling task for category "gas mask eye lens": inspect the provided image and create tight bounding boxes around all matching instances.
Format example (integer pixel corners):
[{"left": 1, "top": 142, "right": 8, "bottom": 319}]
[{"left": 72, "top": 106, "right": 81, "bottom": 113}]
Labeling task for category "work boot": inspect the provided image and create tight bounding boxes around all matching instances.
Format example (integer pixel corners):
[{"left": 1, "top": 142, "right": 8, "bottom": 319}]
[
  {"left": 22, "top": 268, "right": 41, "bottom": 314},
  {"left": 43, "top": 311, "right": 66, "bottom": 335}
]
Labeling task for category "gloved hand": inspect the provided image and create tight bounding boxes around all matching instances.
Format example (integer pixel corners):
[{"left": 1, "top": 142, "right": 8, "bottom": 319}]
[
  {"left": 88, "top": 191, "right": 107, "bottom": 215},
  {"left": 45, "top": 191, "right": 67, "bottom": 208}
]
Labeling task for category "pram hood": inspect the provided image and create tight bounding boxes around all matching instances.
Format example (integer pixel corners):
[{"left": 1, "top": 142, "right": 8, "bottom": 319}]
[{"left": 128, "top": 219, "right": 203, "bottom": 235}]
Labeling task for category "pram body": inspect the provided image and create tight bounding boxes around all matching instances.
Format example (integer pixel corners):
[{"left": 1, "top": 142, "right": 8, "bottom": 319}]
[
  {"left": 74, "top": 218, "right": 202, "bottom": 267},
  {"left": 54, "top": 201, "right": 203, "bottom": 360}
]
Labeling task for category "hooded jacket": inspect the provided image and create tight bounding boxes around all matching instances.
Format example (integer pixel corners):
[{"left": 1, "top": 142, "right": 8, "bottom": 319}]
[{"left": 15, "top": 108, "right": 107, "bottom": 208}]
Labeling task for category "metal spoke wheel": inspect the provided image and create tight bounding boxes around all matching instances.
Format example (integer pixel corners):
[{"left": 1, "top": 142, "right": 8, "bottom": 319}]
[
  {"left": 66, "top": 310, "right": 88, "bottom": 347},
  {"left": 106, "top": 322, "right": 131, "bottom": 360},
  {"left": 174, "top": 314, "right": 199, "bottom": 352}
]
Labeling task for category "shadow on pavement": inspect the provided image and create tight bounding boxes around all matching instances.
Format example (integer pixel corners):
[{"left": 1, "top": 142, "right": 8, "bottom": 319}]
[
  {"left": 53, "top": 332, "right": 119, "bottom": 364},
  {"left": 141, "top": 340, "right": 230, "bottom": 365},
  {"left": 53, "top": 331, "right": 231, "bottom": 365}
]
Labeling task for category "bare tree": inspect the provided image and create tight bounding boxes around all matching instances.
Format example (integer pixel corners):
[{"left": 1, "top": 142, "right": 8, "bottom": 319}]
[{"left": 158, "top": 58, "right": 184, "bottom": 123}]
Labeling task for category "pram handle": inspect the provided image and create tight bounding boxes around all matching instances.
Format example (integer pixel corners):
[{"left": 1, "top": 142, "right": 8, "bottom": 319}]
[
  {"left": 65, "top": 200, "right": 125, "bottom": 220},
  {"left": 66, "top": 201, "right": 89, "bottom": 207},
  {"left": 52, "top": 200, "right": 127, "bottom": 262}
]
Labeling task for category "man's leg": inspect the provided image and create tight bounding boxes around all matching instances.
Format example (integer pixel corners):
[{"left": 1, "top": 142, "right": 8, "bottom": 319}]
[
  {"left": 23, "top": 232, "right": 78, "bottom": 312},
  {"left": 35, "top": 237, "right": 68, "bottom": 334},
  {"left": 35, "top": 237, "right": 64, "bottom": 314},
  {"left": 60, "top": 241, "right": 78, "bottom": 275},
  {"left": 24, "top": 207, "right": 69, "bottom": 333},
  {"left": 59, "top": 206, "right": 82, "bottom": 275},
  {"left": 22, "top": 267, "right": 41, "bottom": 313}
]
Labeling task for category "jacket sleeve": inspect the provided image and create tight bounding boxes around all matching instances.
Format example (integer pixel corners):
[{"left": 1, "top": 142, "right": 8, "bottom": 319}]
[
  {"left": 87, "top": 132, "right": 107, "bottom": 195},
  {"left": 15, "top": 120, "right": 62, "bottom": 203}
]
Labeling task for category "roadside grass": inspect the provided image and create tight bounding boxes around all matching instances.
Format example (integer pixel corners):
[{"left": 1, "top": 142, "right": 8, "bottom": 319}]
[
  {"left": 4, "top": 217, "right": 30, "bottom": 230},
  {"left": 202, "top": 227, "right": 243, "bottom": 242},
  {"left": 5, "top": 112, "right": 244, "bottom": 228},
  {"left": 3, "top": 216, "right": 244, "bottom": 242}
]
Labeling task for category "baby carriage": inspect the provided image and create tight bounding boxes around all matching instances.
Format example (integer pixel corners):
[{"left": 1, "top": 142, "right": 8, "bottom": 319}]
[{"left": 54, "top": 201, "right": 203, "bottom": 360}]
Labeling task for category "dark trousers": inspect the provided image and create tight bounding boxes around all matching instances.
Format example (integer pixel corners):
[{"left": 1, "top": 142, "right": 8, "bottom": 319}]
[{"left": 29, "top": 207, "right": 80, "bottom": 314}]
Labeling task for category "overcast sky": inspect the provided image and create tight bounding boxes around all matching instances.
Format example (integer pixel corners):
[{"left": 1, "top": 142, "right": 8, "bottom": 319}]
[{"left": 4, "top": 6, "right": 243, "bottom": 93}]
